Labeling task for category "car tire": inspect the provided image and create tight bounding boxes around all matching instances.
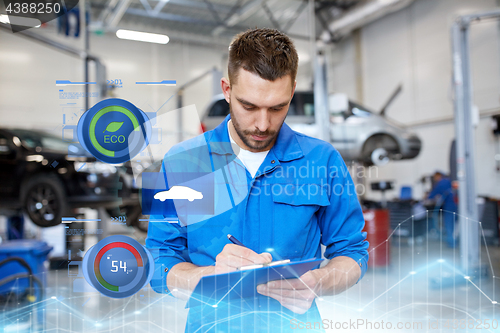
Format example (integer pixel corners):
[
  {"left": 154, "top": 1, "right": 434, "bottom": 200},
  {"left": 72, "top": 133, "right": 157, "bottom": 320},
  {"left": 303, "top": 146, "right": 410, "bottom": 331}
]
[
  {"left": 21, "top": 174, "right": 67, "bottom": 228},
  {"left": 125, "top": 205, "right": 149, "bottom": 233},
  {"left": 107, "top": 204, "right": 148, "bottom": 233},
  {"left": 370, "top": 147, "right": 390, "bottom": 166},
  {"left": 362, "top": 134, "right": 399, "bottom": 166},
  {"left": 133, "top": 213, "right": 149, "bottom": 233}
]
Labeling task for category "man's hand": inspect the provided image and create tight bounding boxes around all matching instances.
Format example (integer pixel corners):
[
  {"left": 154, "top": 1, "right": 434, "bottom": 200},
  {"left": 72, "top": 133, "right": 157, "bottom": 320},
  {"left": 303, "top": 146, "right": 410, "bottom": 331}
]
[
  {"left": 167, "top": 244, "right": 273, "bottom": 299},
  {"left": 167, "top": 246, "right": 271, "bottom": 299},
  {"left": 256, "top": 270, "right": 323, "bottom": 314},
  {"left": 215, "top": 244, "right": 272, "bottom": 274},
  {"left": 256, "top": 256, "right": 362, "bottom": 314}
]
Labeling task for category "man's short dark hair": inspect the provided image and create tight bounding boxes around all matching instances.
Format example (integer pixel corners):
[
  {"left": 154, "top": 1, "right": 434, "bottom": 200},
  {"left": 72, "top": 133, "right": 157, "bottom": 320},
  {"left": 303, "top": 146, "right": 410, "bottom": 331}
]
[{"left": 228, "top": 28, "right": 299, "bottom": 87}]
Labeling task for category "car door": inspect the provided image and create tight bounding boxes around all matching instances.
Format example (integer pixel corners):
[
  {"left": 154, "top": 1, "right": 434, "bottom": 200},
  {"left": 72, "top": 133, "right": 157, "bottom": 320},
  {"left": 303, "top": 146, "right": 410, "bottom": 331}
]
[
  {"left": 202, "top": 98, "right": 229, "bottom": 131},
  {"left": 0, "top": 130, "right": 20, "bottom": 196},
  {"left": 331, "top": 102, "right": 371, "bottom": 161}
]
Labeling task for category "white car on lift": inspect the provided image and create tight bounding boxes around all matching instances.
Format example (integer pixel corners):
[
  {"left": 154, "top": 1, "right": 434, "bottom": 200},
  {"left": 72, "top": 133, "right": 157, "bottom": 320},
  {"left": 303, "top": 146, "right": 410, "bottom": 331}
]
[{"left": 200, "top": 89, "right": 421, "bottom": 166}]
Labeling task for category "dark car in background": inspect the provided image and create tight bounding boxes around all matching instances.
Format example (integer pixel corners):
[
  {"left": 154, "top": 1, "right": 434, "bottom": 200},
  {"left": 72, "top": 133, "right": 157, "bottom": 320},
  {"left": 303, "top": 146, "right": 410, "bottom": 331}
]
[
  {"left": 112, "top": 159, "right": 163, "bottom": 233},
  {"left": 0, "top": 128, "right": 136, "bottom": 228}
]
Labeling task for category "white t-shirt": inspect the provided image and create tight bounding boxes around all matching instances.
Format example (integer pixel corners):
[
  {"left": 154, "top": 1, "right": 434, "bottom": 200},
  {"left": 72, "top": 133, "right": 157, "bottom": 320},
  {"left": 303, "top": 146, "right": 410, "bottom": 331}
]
[{"left": 227, "top": 120, "right": 269, "bottom": 178}]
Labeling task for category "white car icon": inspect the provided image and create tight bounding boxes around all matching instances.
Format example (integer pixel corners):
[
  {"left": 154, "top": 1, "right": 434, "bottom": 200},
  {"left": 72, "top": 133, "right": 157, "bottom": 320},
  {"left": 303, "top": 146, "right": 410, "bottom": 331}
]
[{"left": 154, "top": 186, "right": 203, "bottom": 202}]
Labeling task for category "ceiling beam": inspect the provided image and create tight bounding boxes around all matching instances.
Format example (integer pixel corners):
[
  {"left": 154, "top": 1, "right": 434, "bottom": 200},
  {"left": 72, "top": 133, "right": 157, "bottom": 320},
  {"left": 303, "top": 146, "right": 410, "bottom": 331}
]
[
  {"left": 98, "top": 0, "right": 120, "bottom": 25},
  {"left": 126, "top": 7, "right": 218, "bottom": 25},
  {"left": 139, "top": 0, "right": 153, "bottom": 12},
  {"left": 261, "top": 1, "right": 281, "bottom": 30},
  {"left": 212, "top": 0, "right": 264, "bottom": 36},
  {"left": 152, "top": 0, "right": 170, "bottom": 16},
  {"left": 326, "top": 0, "right": 414, "bottom": 39},
  {"left": 283, "top": 1, "right": 307, "bottom": 32},
  {"left": 202, "top": 0, "right": 224, "bottom": 25},
  {"left": 110, "top": 5, "right": 312, "bottom": 41},
  {"left": 107, "top": 0, "right": 132, "bottom": 27},
  {"left": 146, "top": 0, "right": 232, "bottom": 13}
]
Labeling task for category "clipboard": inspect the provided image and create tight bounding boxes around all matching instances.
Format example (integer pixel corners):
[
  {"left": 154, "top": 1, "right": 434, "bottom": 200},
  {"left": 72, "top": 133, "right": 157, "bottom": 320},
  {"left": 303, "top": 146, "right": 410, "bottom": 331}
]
[{"left": 185, "top": 258, "right": 323, "bottom": 308}]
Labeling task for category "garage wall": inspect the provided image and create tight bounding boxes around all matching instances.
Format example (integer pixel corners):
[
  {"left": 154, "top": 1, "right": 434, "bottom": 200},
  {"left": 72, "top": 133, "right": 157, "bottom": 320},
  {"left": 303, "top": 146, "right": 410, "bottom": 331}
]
[
  {"left": 0, "top": 29, "right": 83, "bottom": 129},
  {"left": 0, "top": 26, "right": 225, "bottom": 131},
  {"left": 328, "top": 0, "right": 500, "bottom": 200},
  {"left": 0, "top": 22, "right": 313, "bottom": 159}
]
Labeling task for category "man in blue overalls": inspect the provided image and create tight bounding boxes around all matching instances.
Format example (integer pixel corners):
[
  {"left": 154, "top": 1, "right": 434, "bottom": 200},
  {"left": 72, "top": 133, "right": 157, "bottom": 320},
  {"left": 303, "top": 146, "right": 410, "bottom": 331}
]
[
  {"left": 428, "top": 171, "right": 457, "bottom": 248},
  {"left": 146, "top": 28, "right": 369, "bottom": 332}
]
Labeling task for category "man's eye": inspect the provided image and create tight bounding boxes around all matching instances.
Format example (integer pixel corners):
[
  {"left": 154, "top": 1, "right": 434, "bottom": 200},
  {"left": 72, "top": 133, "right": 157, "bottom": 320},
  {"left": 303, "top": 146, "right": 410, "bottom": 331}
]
[
  {"left": 243, "top": 106, "right": 255, "bottom": 110},
  {"left": 271, "top": 108, "right": 283, "bottom": 112}
]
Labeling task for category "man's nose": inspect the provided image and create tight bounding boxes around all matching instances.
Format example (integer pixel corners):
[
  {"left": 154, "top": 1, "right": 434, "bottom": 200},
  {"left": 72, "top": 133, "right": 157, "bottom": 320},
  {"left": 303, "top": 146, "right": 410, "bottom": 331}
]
[{"left": 255, "top": 109, "right": 270, "bottom": 133}]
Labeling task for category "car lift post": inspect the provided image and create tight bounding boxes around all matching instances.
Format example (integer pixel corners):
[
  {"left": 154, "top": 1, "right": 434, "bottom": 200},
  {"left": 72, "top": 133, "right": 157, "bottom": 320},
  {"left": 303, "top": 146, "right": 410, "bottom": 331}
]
[
  {"left": 174, "top": 67, "right": 220, "bottom": 143},
  {"left": 451, "top": 9, "right": 500, "bottom": 276},
  {"left": 309, "top": 0, "right": 331, "bottom": 143}
]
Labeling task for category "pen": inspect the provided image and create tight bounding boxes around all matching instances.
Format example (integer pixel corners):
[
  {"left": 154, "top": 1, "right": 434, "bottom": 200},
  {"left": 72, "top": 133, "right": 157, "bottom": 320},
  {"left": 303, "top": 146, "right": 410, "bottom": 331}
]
[
  {"left": 227, "top": 234, "right": 245, "bottom": 247},
  {"left": 227, "top": 234, "right": 291, "bottom": 270}
]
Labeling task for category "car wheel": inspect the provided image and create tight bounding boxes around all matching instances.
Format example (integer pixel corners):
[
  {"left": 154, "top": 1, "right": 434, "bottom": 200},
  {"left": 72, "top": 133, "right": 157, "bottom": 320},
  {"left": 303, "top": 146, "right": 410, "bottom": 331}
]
[
  {"left": 125, "top": 205, "right": 149, "bottom": 233},
  {"left": 362, "top": 134, "right": 399, "bottom": 166},
  {"left": 109, "top": 204, "right": 149, "bottom": 233},
  {"left": 21, "top": 174, "right": 67, "bottom": 228},
  {"left": 370, "top": 147, "right": 390, "bottom": 166},
  {"left": 134, "top": 214, "right": 149, "bottom": 233}
]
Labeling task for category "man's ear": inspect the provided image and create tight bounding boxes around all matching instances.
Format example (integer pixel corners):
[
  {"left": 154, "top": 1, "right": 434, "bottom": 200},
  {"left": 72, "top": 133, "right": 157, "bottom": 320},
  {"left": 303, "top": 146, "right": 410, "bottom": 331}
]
[
  {"left": 221, "top": 77, "right": 231, "bottom": 103},
  {"left": 291, "top": 80, "right": 297, "bottom": 98}
]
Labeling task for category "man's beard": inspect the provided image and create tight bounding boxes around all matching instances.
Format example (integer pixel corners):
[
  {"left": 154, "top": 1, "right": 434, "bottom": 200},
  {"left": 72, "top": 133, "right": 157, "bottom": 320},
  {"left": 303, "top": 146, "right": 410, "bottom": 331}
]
[{"left": 229, "top": 103, "right": 281, "bottom": 152}]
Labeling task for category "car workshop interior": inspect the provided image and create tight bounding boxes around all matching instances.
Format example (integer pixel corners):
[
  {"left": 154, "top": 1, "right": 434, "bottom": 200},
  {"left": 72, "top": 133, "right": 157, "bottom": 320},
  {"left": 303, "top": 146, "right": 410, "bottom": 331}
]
[{"left": 1, "top": 0, "right": 500, "bottom": 332}]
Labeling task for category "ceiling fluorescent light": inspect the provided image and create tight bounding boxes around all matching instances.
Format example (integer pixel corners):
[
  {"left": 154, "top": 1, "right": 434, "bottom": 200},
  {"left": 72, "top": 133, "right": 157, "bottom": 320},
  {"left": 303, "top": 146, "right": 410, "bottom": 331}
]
[
  {"left": 116, "top": 29, "right": 169, "bottom": 44},
  {"left": 0, "top": 14, "right": 40, "bottom": 27},
  {"left": 0, "top": 14, "right": 8, "bottom": 24}
]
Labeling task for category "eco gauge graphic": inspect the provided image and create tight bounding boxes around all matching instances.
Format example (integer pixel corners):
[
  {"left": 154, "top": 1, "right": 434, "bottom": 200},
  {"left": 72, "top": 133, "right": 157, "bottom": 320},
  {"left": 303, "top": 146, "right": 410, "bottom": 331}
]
[{"left": 77, "top": 98, "right": 152, "bottom": 164}]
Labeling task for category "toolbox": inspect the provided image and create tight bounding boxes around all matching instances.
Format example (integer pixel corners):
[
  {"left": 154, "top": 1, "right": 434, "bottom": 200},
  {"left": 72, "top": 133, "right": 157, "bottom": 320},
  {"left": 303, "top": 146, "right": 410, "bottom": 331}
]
[{"left": 0, "top": 240, "right": 52, "bottom": 295}]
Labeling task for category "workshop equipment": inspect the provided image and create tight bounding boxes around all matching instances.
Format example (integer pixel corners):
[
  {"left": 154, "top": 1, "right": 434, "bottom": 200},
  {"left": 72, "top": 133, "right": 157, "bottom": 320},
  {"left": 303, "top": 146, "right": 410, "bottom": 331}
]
[
  {"left": 363, "top": 209, "right": 390, "bottom": 267},
  {"left": 477, "top": 197, "right": 499, "bottom": 246},
  {"left": 387, "top": 201, "right": 427, "bottom": 240},
  {"left": 371, "top": 181, "right": 393, "bottom": 208},
  {"left": 0, "top": 240, "right": 52, "bottom": 298}
]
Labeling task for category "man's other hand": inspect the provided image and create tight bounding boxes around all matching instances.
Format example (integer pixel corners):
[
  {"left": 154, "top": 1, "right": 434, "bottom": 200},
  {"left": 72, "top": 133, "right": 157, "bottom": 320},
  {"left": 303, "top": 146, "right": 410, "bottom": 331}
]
[
  {"left": 256, "top": 270, "right": 323, "bottom": 314},
  {"left": 215, "top": 244, "right": 272, "bottom": 274}
]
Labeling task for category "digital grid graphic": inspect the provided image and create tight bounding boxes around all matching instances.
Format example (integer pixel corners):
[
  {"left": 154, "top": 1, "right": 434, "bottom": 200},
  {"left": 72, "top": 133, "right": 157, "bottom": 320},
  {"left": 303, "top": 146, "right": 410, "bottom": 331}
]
[{"left": 0, "top": 209, "right": 498, "bottom": 332}]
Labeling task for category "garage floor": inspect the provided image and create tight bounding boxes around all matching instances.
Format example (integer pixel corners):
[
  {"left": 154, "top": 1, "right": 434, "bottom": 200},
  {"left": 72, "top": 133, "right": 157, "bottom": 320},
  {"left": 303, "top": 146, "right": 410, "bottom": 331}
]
[{"left": 1, "top": 235, "right": 498, "bottom": 333}]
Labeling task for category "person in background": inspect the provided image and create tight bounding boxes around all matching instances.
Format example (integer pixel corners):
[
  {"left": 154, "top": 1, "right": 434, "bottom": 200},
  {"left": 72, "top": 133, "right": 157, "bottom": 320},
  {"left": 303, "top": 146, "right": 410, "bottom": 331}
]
[{"left": 427, "top": 170, "right": 457, "bottom": 248}]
